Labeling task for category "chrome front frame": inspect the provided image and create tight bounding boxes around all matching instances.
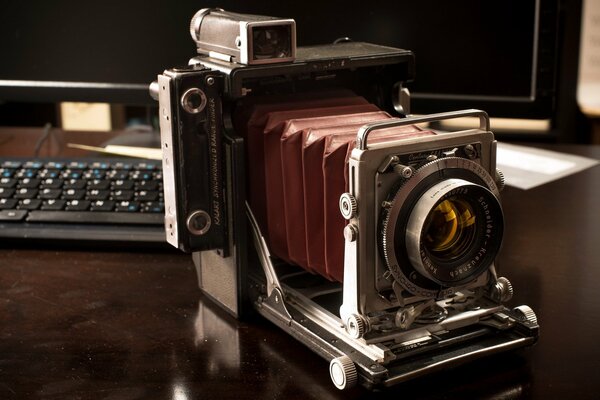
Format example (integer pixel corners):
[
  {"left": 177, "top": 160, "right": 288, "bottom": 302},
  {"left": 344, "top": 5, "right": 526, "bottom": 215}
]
[{"left": 244, "top": 110, "right": 538, "bottom": 389}]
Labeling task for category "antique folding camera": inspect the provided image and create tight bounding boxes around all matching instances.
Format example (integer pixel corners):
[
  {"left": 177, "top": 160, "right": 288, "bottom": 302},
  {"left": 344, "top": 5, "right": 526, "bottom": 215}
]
[{"left": 151, "top": 8, "right": 539, "bottom": 390}]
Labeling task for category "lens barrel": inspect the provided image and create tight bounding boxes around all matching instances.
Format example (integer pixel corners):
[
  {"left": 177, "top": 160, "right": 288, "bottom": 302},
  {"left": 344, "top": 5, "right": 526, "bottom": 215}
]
[
  {"left": 405, "top": 178, "right": 503, "bottom": 286},
  {"left": 380, "top": 157, "right": 503, "bottom": 297}
]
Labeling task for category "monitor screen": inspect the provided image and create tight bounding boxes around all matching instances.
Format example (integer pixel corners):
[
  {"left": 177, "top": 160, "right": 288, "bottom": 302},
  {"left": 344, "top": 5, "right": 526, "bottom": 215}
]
[{"left": 0, "top": 0, "right": 558, "bottom": 118}]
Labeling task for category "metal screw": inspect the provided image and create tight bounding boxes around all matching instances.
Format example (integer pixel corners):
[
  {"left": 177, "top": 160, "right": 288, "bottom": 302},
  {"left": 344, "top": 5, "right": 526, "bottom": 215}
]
[
  {"left": 206, "top": 76, "right": 215, "bottom": 86},
  {"left": 464, "top": 144, "right": 477, "bottom": 159},
  {"left": 394, "top": 164, "right": 413, "bottom": 179},
  {"left": 344, "top": 224, "right": 358, "bottom": 242}
]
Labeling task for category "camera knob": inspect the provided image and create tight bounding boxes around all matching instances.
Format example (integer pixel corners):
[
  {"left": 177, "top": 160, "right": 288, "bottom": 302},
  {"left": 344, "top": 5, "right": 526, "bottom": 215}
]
[
  {"left": 339, "top": 193, "right": 357, "bottom": 220},
  {"left": 345, "top": 314, "right": 366, "bottom": 339},
  {"left": 329, "top": 355, "right": 357, "bottom": 390},
  {"left": 493, "top": 276, "right": 514, "bottom": 302},
  {"left": 495, "top": 168, "right": 506, "bottom": 191},
  {"left": 513, "top": 305, "right": 538, "bottom": 326}
]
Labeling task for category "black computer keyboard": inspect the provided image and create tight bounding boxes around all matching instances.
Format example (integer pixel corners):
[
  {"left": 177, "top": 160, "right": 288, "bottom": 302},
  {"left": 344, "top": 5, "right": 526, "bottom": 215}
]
[{"left": 0, "top": 157, "right": 166, "bottom": 244}]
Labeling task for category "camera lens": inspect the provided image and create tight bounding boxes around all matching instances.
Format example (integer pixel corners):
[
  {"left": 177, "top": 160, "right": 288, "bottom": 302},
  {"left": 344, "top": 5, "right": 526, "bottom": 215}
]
[
  {"left": 422, "top": 197, "right": 476, "bottom": 261},
  {"left": 404, "top": 178, "right": 503, "bottom": 286},
  {"left": 251, "top": 25, "right": 292, "bottom": 60},
  {"left": 380, "top": 157, "right": 504, "bottom": 297}
]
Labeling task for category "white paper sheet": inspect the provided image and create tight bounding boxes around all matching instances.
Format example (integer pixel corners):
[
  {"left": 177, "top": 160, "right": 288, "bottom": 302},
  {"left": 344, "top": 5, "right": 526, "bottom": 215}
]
[{"left": 496, "top": 143, "right": 599, "bottom": 190}]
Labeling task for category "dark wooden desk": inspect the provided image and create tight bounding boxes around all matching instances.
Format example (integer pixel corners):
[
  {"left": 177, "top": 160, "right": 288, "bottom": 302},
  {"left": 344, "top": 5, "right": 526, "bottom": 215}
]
[{"left": 1, "top": 144, "right": 599, "bottom": 399}]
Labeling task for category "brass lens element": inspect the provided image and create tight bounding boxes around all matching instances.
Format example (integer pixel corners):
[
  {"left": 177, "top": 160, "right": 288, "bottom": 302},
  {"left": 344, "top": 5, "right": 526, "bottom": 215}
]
[{"left": 423, "top": 197, "right": 476, "bottom": 261}]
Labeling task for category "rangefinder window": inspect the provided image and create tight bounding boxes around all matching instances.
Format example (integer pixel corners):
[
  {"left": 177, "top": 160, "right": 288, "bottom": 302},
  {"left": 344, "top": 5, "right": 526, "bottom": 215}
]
[
  {"left": 190, "top": 8, "right": 296, "bottom": 65},
  {"left": 250, "top": 24, "right": 293, "bottom": 61}
]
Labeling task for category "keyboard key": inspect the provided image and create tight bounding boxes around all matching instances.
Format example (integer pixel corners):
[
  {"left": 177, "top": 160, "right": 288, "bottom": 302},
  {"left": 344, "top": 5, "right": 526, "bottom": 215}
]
[
  {"left": 41, "top": 199, "right": 66, "bottom": 210},
  {"left": 39, "top": 188, "right": 62, "bottom": 199},
  {"left": 136, "top": 180, "right": 159, "bottom": 190},
  {"left": 0, "top": 198, "right": 18, "bottom": 209},
  {"left": 18, "top": 178, "right": 41, "bottom": 188},
  {"left": 64, "top": 189, "right": 86, "bottom": 200},
  {"left": 115, "top": 201, "right": 139, "bottom": 212},
  {"left": 113, "top": 190, "right": 134, "bottom": 201},
  {"left": 67, "top": 161, "right": 87, "bottom": 169},
  {"left": 39, "top": 169, "right": 61, "bottom": 179},
  {"left": 130, "top": 171, "right": 153, "bottom": 180},
  {"left": 44, "top": 161, "right": 65, "bottom": 169},
  {"left": 64, "top": 179, "right": 87, "bottom": 189},
  {"left": 113, "top": 179, "right": 134, "bottom": 190},
  {"left": 0, "top": 168, "right": 16, "bottom": 178},
  {"left": 16, "top": 169, "right": 37, "bottom": 179},
  {"left": 0, "top": 188, "right": 15, "bottom": 198},
  {"left": 90, "top": 200, "right": 115, "bottom": 211},
  {"left": 88, "top": 179, "right": 110, "bottom": 190},
  {"left": 62, "top": 169, "right": 83, "bottom": 180},
  {"left": 87, "top": 189, "right": 110, "bottom": 200},
  {"left": 65, "top": 200, "right": 90, "bottom": 211},
  {"left": 135, "top": 190, "right": 158, "bottom": 201},
  {"left": 90, "top": 161, "right": 110, "bottom": 170},
  {"left": 111, "top": 162, "right": 133, "bottom": 170},
  {"left": 23, "top": 161, "right": 43, "bottom": 169},
  {"left": 143, "top": 201, "right": 164, "bottom": 213},
  {"left": 0, "top": 178, "right": 17, "bottom": 188},
  {"left": 18, "top": 198, "right": 42, "bottom": 210},
  {"left": 40, "top": 178, "right": 63, "bottom": 189},
  {"left": 14, "top": 188, "right": 38, "bottom": 199},
  {"left": 0, "top": 209, "right": 27, "bottom": 221},
  {"left": 84, "top": 170, "right": 105, "bottom": 179},
  {"left": 1, "top": 161, "right": 22, "bottom": 169},
  {"left": 106, "top": 170, "right": 130, "bottom": 180},
  {"left": 135, "top": 162, "right": 156, "bottom": 171}
]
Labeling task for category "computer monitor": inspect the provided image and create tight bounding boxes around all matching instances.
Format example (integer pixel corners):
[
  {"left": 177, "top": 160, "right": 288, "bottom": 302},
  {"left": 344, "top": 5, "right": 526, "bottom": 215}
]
[{"left": 0, "top": 0, "right": 559, "bottom": 119}]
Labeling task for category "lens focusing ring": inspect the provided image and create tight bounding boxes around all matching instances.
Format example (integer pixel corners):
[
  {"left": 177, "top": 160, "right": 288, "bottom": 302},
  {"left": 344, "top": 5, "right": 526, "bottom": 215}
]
[{"left": 379, "top": 156, "right": 502, "bottom": 298}]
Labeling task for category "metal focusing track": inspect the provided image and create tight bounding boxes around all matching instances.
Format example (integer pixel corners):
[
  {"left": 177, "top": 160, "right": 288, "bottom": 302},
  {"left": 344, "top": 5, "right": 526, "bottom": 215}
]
[{"left": 250, "top": 267, "right": 538, "bottom": 389}]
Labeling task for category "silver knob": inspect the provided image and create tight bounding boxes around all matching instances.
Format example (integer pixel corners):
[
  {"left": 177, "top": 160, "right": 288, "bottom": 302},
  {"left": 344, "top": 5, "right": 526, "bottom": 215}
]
[
  {"left": 513, "top": 305, "right": 538, "bottom": 325},
  {"left": 493, "top": 277, "right": 514, "bottom": 302},
  {"left": 495, "top": 168, "right": 506, "bottom": 191},
  {"left": 148, "top": 81, "right": 159, "bottom": 101},
  {"left": 339, "top": 193, "right": 357, "bottom": 220},
  {"left": 345, "top": 314, "right": 366, "bottom": 339},
  {"left": 329, "top": 355, "right": 357, "bottom": 390}
]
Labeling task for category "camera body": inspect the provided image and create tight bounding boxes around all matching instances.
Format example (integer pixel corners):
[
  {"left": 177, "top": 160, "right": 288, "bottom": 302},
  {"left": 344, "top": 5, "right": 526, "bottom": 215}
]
[{"left": 153, "top": 8, "right": 538, "bottom": 390}]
